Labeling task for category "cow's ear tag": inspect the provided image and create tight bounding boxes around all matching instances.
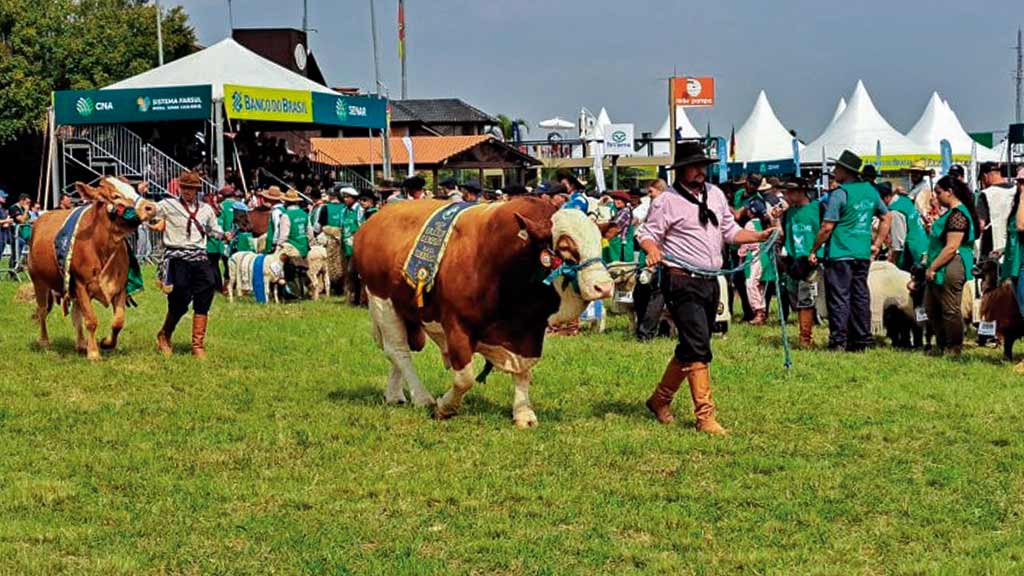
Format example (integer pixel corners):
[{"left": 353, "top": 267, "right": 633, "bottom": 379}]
[
  {"left": 518, "top": 229, "right": 529, "bottom": 242},
  {"left": 540, "top": 251, "right": 552, "bottom": 268}
]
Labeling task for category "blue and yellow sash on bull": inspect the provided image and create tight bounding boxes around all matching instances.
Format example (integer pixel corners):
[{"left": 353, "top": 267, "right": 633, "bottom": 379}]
[
  {"left": 54, "top": 205, "right": 92, "bottom": 301},
  {"left": 402, "top": 202, "right": 478, "bottom": 307}
]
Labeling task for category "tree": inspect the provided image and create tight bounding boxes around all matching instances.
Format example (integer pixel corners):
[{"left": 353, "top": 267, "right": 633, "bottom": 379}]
[
  {"left": 493, "top": 114, "right": 529, "bottom": 142},
  {"left": 0, "top": 0, "right": 197, "bottom": 142}
]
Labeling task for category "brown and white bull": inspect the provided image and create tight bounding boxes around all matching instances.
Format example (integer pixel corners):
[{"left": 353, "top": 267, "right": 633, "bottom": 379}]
[
  {"left": 28, "top": 178, "right": 157, "bottom": 360},
  {"left": 354, "top": 198, "right": 614, "bottom": 427}
]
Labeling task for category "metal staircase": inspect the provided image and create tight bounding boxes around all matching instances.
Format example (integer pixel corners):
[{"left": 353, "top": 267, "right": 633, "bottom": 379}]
[
  {"left": 309, "top": 148, "right": 375, "bottom": 191},
  {"left": 60, "top": 124, "right": 217, "bottom": 197}
]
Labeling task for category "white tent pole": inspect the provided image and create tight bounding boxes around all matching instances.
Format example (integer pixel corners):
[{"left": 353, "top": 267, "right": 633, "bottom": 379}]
[
  {"left": 214, "top": 98, "right": 226, "bottom": 188},
  {"left": 49, "top": 107, "right": 59, "bottom": 208}
]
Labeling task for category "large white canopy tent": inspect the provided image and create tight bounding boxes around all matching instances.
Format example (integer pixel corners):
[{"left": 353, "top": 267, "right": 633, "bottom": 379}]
[
  {"left": 653, "top": 107, "right": 701, "bottom": 156},
  {"left": 104, "top": 38, "right": 340, "bottom": 186},
  {"left": 906, "top": 92, "right": 999, "bottom": 160},
  {"left": 800, "top": 80, "right": 924, "bottom": 165},
  {"left": 732, "top": 90, "right": 802, "bottom": 163}
]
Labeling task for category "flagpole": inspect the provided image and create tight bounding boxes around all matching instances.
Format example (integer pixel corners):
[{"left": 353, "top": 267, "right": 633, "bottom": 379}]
[
  {"left": 399, "top": 0, "right": 407, "bottom": 99},
  {"left": 155, "top": 0, "right": 164, "bottom": 66},
  {"left": 370, "top": 0, "right": 391, "bottom": 181}
]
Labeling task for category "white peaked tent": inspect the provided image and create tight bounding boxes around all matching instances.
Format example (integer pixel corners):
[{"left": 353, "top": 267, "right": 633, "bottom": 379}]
[
  {"left": 105, "top": 38, "right": 337, "bottom": 98},
  {"left": 732, "top": 90, "right": 802, "bottom": 163},
  {"left": 801, "top": 80, "right": 923, "bottom": 161},
  {"left": 906, "top": 92, "right": 999, "bottom": 160},
  {"left": 594, "top": 107, "right": 613, "bottom": 139},
  {"left": 829, "top": 97, "right": 847, "bottom": 127},
  {"left": 653, "top": 107, "right": 701, "bottom": 155}
]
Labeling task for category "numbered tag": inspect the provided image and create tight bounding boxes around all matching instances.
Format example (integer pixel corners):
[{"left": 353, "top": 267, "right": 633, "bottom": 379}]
[
  {"left": 979, "top": 321, "right": 997, "bottom": 337},
  {"left": 915, "top": 308, "right": 928, "bottom": 323}
]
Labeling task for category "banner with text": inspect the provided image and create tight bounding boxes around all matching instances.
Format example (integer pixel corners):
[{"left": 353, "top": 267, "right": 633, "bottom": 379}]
[
  {"left": 603, "top": 123, "right": 634, "bottom": 156},
  {"left": 672, "top": 77, "right": 715, "bottom": 108},
  {"left": 312, "top": 92, "right": 388, "bottom": 129},
  {"left": 224, "top": 84, "right": 313, "bottom": 123},
  {"left": 54, "top": 85, "right": 211, "bottom": 125}
]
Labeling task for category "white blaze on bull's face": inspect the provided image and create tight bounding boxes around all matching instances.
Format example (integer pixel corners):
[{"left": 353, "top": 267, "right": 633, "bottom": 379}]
[
  {"left": 546, "top": 210, "right": 615, "bottom": 325},
  {"left": 103, "top": 177, "right": 157, "bottom": 222}
]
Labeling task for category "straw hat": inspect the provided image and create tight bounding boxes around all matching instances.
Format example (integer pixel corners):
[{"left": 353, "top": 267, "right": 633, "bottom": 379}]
[
  {"left": 908, "top": 159, "right": 933, "bottom": 173},
  {"left": 281, "top": 188, "right": 303, "bottom": 203},
  {"left": 259, "top": 186, "right": 284, "bottom": 202}
]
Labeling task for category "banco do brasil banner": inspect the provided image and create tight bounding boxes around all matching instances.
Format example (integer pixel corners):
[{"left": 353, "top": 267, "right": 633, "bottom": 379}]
[
  {"left": 225, "top": 84, "right": 386, "bottom": 129},
  {"left": 224, "top": 84, "right": 313, "bottom": 123},
  {"left": 54, "top": 85, "right": 211, "bottom": 125}
]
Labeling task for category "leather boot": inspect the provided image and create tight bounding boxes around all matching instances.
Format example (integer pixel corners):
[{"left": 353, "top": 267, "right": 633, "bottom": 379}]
[
  {"left": 750, "top": 309, "right": 767, "bottom": 325},
  {"left": 798, "top": 308, "right": 814, "bottom": 348},
  {"left": 191, "top": 314, "right": 208, "bottom": 359},
  {"left": 645, "top": 357, "right": 688, "bottom": 424},
  {"left": 156, "top": 313, "right": 177, "bottom": 357},
  {"left": 687, "top": 363, "right": 727, "bottom": 435}
]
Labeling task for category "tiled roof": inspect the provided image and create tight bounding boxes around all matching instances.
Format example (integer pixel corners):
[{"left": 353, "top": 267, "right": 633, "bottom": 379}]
[
  {"left": 390, "top": 99, "right": 496, "bottom": 125},
  {"left": 311, "top": 135, "right": 492, "bottom": 165}
]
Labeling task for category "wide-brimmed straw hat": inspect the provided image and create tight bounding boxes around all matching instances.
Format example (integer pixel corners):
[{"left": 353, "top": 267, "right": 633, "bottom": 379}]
[
  {"left": 908, "top": 159, "right": 933, "bottom": 173},
  {"left": 259, "top": 186, "right": 284, "bottom": 202},
  {"left": 281, "top": 188, "right": 303, "bottom": 203}
]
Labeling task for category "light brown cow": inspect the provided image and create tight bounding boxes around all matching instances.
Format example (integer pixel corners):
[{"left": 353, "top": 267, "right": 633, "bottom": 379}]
[
  {"left": 354, "top": 198, "right": 614, "bottom": 427},
  {"left": 28, "top": 179, "right": 157, "bottom": 360}
]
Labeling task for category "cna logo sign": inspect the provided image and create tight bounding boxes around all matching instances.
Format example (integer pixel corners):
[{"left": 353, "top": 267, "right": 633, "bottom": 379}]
[{"left": 76, "top": 97, "right": 94, "bottom": 117}]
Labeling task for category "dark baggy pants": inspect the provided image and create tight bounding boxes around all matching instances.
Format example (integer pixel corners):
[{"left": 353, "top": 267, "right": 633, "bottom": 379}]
[
  {"left": 632, "top": 279, "right": 666, "bottom": 341},
  {"left": 824, "top": 259, "right": 872, "bottom": 351},
  {"left": 925, "top": 257, "right": 966, "bottom": 351},
  {"left": 729, "top": 259, "right": 754, "bottom": 322},
  {"left": 661, "top": 268, "right": 719, "bottom": 364},
  {"left": 207, "top": 252, "right": 228, "bottom": 292},
  {"left": 166, "top": 258, "right": 216, "bottom": 331},
  {"left": 346, "top": 255, "right": 362, "bottom": 304}
]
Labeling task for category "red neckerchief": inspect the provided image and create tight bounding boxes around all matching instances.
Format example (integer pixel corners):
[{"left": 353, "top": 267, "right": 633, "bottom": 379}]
[{"left": 175, "top": 197, "right": 206, "bottom": 238}]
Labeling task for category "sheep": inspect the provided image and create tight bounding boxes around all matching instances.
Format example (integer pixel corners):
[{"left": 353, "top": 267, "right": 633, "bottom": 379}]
[
  {"left": 307, "top": 242, "right": 330, "bottom": 301},
  {"left": 227, "top": 250, "right": 288, "bottom": 304}
]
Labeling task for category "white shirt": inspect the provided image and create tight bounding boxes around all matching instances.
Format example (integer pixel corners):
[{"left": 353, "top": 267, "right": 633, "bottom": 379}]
[{"left": 155, "top": 198, "right": 223, "bottom": 250}]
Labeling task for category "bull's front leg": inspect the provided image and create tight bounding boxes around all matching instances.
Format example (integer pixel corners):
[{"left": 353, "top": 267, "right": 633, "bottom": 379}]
[
  {"left": 100, "top": 290, "right": 127, "bottom": 350},
  {"left": 434, "top": 364, "right": 475, "bottom": 419},
  {"left": 512, "top": 369, "right": 538, "bottom": 428},
  {"left": 74, "top": 284, "right": 101, "bottom": 361}
]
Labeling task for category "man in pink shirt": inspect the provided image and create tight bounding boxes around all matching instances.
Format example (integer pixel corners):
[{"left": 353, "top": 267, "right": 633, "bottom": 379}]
[{"left": 638, "top": 141, "right": 774, "bottom": 434}]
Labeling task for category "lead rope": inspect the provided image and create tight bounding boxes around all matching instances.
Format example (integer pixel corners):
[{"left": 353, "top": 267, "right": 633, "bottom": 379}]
[{"left": 659, "top": 229, "right": 792, "bottom": 369}]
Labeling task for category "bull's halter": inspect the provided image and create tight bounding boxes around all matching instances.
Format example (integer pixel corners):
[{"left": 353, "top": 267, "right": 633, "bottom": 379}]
[{"left": 542, "top": 252, "right": 606, "bottom": 294}]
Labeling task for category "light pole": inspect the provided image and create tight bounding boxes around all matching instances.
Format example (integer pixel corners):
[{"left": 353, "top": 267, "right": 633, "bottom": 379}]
[
  {"left": 369, "top": 0, "right": 391, "bottom": 180},
  {"left": 155, "top": 0, "right": 164, "bottom": 66}
]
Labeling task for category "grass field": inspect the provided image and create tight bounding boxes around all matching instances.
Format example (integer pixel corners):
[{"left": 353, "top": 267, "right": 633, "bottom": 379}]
[{"left": 2, "top": 271, "right": 1024, "bottom": 575}]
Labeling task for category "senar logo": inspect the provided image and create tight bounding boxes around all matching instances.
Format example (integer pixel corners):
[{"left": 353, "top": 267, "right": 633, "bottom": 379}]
[
  {"left": 335, "top": 97, "right": 348, "bottom": 122},
  {"left": 76, "top": 97, "right": 94, "bottom": 117}
]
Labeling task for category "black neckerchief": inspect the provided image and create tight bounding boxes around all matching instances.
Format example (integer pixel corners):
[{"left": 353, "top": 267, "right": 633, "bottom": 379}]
[{"left": 672, "top": 181, "right": 718, "bottom": 227}]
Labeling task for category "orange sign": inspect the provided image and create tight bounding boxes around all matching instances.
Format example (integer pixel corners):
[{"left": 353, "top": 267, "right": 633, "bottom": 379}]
[{"left": 673, "top": 77, "right": 715, "bottom": 108}]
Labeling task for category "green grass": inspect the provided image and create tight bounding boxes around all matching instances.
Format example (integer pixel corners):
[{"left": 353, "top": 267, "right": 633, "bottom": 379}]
[{"left": 2, "top": 270, "right": 1024, "bottom": 575}]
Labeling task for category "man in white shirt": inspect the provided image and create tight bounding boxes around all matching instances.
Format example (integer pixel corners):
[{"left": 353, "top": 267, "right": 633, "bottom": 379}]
[{"left": 976, "top": 162, "right": 1016, "bottom": 257}]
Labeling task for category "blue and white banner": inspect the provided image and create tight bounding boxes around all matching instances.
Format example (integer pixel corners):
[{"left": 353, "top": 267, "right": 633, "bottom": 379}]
[
  {"left": 792, "top": 138, "right": 801, "bottom": 177},
  {"left": 939, "top": 139, "right": 952, "bottom": 176}
]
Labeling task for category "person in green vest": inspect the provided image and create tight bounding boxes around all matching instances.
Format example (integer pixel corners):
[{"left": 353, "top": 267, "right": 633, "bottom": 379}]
[
  {"left": 338, "top": 187, "right": 364, "bottom": 304},
  {"left": 876, "top": 182, "right": 928, "bottom": 272},
  {"left": 318, "top": 185, "right": 346, "bottom": 231},
  {"left": 207, "top": 185, "right": 239, "bottom": 294},
  {"left": 809, "top": 150, "right": 892, "bottom": 352},
  {"left": 259, "top": 186, "right": 286, "bottom": 254},
  {"left": 281, "top": 188, "right": 310, "bottom": 258},
  {"left": 737, "top": 197, "right": 779, "bottom": 326},
  {"left": 359, "top": 191, "right": 379, "bottom": 220},
  {"left": 780, "top": 177, "right": 823, "bottom": 347},
  {"left": 603, "top": 190, "right": 635, "bottom": 263},
  {"left": 924, "top": 176, "right": 979, "bottom": 357}
]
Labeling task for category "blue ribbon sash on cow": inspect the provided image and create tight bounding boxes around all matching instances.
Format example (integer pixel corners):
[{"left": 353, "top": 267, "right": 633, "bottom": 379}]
[
  {"left": 54, "top": 205, "right": 92, "bottom": 301},
  {"left": 252, "top": 254, "right": 268, "bottom": 304},
  {"left": 402, "top": 202, "right": 478, "bottom": 307}
]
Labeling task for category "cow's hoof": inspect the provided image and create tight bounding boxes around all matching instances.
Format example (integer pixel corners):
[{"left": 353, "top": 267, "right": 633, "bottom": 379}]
[
  {"left": 99, "top": 338, "right": 115, "bottom": 350},
  {"left": 37, "top": 339, "right": 50, "bottom": 349},
  {"left": 385, "top": 393, "right": 408, "bottom": 406},
  {"left": 86, "top": 351, "right": 101, "bottom": 362},
  {"left": 513, "top": 410, "right": 538, "bottom": 429},
  {"left": 432, "top": 406, "right": 457, "bottom": 420},
  {"left": 1014, "top": 361, "right": 1024, "bottom": 375}
]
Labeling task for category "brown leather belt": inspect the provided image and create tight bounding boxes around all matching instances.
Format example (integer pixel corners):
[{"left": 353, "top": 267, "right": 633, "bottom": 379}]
[{"left": 664, "top": 266, "right": 715, "bottom": 280}]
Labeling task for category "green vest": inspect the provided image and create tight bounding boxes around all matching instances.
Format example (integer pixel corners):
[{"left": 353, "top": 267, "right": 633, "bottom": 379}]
[
  {"left": 732, "top": 188, "right": 747, "bottom": 210},
  {"left": 1001, "top": 220, "right": 1021, "bottom": 282},
  {"left": 783, "top": 200, "right": 822, "bottom": 259},
  {"left": 364, "top": 206, "right": 378, "bottom": 220},
  {"left": 233, "top": 232, "right": 256, "bottom": 254},
  {"left": 263, "top": 206, "right": 282, "bottom": 254},
  {"left": 744, "top": 221, "right": 777, "bottom": 282},
  {"left": 285, "top": 206, "right": 310, "bottom": 258},
  {"left": 927, "top": 203, "right": 975, "bottom": 285},
  {"left": 324, "top": 202, "right": 344, "bottom": 228},
  {"left": 889, "top": 195, "right": 928, "bottom": 261},
  {"left": 604, "top": 226, "right": 636, "bottom": 263},
  {"left": 828, "top": 181, "right": 881, "bottom": 261}
]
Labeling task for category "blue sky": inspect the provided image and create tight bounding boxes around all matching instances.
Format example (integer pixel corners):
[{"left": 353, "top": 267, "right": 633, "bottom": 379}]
[{"left": 172, "top": 0, "right": 1022, "bottom": 138}]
